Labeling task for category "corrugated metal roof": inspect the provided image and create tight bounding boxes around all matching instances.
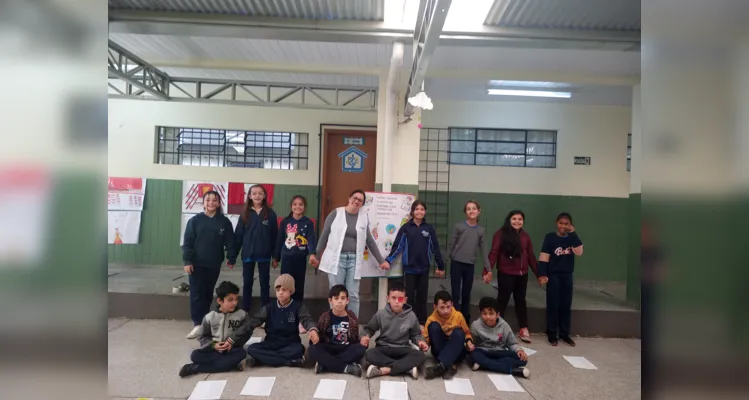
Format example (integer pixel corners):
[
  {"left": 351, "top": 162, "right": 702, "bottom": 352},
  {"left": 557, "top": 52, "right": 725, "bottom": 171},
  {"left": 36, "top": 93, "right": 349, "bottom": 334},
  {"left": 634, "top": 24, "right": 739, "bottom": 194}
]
[
  {"left": 108, "top": 0, "right": 385, "bottom": 21},
  {"left": 484, "top": 0, "right": 640, "bottom": 31}
]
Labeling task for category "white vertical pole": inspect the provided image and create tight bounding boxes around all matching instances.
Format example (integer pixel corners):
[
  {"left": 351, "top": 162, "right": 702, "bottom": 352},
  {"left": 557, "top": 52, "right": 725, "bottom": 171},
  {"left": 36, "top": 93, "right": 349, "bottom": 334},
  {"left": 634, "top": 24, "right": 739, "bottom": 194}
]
[{"left": 378, "top": 42, "right": 404, "bottom": 310}]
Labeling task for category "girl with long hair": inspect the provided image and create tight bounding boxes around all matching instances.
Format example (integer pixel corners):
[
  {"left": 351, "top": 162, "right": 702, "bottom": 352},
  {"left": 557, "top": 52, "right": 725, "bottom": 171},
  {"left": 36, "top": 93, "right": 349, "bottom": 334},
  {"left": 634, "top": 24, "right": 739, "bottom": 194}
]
[
  {"left": 274, "top": 195, "right": 318, "bottom": 302},
  {"left": 485, "top": 210, "right": 538, "bottom": 343},
  {"left": 232, "top": 184, "right": 278, "bottom": 312},
  {"left": 182, "top": 190, "right": 236, "bottom": 339}
]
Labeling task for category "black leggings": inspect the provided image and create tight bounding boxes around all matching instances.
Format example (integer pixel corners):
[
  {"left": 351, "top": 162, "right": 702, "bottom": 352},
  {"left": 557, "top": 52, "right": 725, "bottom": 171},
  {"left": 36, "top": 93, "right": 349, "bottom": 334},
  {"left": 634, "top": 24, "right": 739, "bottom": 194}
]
[{"left": 496, "top": 272, "right": 529, "bottom": 329}]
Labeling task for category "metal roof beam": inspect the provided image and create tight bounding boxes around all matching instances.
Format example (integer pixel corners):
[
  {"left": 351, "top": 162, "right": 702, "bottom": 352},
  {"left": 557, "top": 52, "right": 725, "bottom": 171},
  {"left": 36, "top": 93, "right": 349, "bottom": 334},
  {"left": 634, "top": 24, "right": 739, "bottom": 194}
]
[
  {"left": 108, "top": 39, "right": 170, "bottom": 100},
  {"left": 405, "top": 0, "right": 452, "bottom": 117}
]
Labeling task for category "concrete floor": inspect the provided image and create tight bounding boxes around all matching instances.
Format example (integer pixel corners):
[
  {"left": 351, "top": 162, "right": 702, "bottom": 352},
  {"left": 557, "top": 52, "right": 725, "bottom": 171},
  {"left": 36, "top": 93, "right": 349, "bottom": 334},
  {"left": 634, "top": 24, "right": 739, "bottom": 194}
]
[{"left": 108, "top": 318, "right": 641, "bottom": 400}]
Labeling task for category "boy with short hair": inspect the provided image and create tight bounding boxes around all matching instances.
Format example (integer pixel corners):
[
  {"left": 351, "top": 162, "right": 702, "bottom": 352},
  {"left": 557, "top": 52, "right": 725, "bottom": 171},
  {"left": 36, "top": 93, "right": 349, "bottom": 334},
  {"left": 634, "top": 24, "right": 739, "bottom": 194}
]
[
  {"left": 179, "top": 281, "right": 248, "bottom": 377},
  {"left": 230, "top": 274, "right": 319, "bottom": 367},
  {"left": 361, "top": 281, "right": 428, "bottom": 379},
  {"left": 308, "top": 284, "right": 367, "bottom": 377},
  {"left": 423, "top": 291, "right": 472, "bottom": 379},
  {"left": 466, "top": 297, "right": 530, "bottom": 378}
]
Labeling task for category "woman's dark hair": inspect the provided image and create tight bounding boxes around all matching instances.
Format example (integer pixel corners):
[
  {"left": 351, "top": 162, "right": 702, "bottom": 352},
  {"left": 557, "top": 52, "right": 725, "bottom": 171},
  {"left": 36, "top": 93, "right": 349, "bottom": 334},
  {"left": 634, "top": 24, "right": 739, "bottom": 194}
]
[
  {"left": 556, "top": 212, "right": 573, "bottom": 223},
  {"left": 410, "top": 200, "right": 427, "bottom": 218},
  {"left": 499, "top": 210, "right": 525, "bottom": 259},
  {"left": 241, "top": 184, "right": 269, "bottom": 224},
  {"left": 202, "top": 190, "right": 224, "bottom": 215},
  {"left": 349, "top": 189, "right": 365, "bottom": 199},
  {"left": 288, "top": 195, "right": 307, "bottom": 217}
]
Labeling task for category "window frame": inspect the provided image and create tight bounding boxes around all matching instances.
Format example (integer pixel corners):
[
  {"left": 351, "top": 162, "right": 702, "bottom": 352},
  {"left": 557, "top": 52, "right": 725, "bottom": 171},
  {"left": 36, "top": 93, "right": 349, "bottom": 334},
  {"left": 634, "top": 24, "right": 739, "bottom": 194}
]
[{"left": 447, "top": 127, "right": 557, "bottom": 168}]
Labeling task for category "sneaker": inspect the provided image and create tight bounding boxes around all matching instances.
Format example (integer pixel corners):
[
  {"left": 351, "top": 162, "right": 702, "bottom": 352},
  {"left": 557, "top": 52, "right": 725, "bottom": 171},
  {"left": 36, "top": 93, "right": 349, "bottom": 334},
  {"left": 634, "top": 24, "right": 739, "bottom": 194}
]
[
  {"left": 410, "top": 366, "right": 419, "bottom": 379},
  {"left": 366, "top": 365, "right": 383, "bottom": 379},
  {"left": 425, "top": 364, "right": 444, "bottom": 380},
  {"left": 236, "top": 359, "right": 246, "bottom": 372},
  {"left": 548, "top": 336, "right": 558, "bottom": 346},
  {"left": 443, "top": 364, "right": 458, "bottom": 380},
  {"left": 512, "top": 366, "right": 531, "bottom": 379},
  {"left": 289, "top": 356, "right": 306, "bottom": 367},
  {"left": 178, "top": 363, "right": 198, "bottom": 378},
  {"left": 517, "top": 328, "right": 532, "bottom": 343},
  {"left": 314, "top": 362, "right": 324, "bottom": 374},
  {"left": 343, "top": 363, "right": 362, "bottom": 377},
  {"left": 560, "top": 336, "right": 576, "bottom": 347},
  {"left": 246, "top": 355, "right": 258, "bottom": 367},
  {"left": 186, "top": 325, "right": 202, "bottom": 339},
  {"left": 471, "top": 363, "right": 480, "bottom": 371}
]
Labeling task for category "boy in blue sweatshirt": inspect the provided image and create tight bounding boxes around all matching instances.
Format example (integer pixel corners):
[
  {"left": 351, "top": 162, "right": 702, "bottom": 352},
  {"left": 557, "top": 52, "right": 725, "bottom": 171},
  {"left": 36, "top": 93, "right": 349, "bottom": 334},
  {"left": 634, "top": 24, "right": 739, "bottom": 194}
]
[
  {"left": 274, "top": 195, "right": 317, "bottom": 302},
  {"left": 229, "top": 274, "right": 319, "bottom": 367},
  {"left": 386, "top": 200, "right": 444, "bottom": 324}
]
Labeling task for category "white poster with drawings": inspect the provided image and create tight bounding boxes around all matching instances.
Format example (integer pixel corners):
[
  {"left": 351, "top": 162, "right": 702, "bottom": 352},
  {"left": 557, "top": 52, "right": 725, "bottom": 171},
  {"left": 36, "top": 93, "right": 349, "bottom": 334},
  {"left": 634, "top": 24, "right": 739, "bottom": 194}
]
[
  {"left": 108, "top": 211, "right": 142, "bottom": 244},
  {"left": 182, "top": 181, "right": 228, "bottom": 214},
  {"left": 180, "top": 213, "right": 240, "bottom": 246},
  {"left": 358, "top": 192, "right": 415, "bottom": 278}
]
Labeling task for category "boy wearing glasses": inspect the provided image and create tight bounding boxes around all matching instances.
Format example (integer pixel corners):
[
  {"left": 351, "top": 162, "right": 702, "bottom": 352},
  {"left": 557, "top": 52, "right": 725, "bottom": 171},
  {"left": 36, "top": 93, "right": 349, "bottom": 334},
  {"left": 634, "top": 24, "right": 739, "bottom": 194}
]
[{"left": 360, "top": 281, "right": 427, "bottom": 379}]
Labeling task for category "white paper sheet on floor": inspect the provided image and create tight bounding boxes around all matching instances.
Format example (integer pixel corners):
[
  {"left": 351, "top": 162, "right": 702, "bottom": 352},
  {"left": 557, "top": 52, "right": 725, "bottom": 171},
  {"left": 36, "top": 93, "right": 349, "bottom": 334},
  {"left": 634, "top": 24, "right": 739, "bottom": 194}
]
[
  {"left": 240, "top": 376, "right": 276, "bottom": 397},
  {"left": 521, "top": 346, "right": 537, "bottom": 356},
  {"left": 487, "top": 374, "right": 526, "bottom": 393},
  {"left": 313, "top": 379, "right": 347, "bottom": 400},
  {"left": 379, "top": 381, "right": 409, "bottom": 400},
  {"left": 444, "top": 377, "right": 475, "bottom": 396},
  {"left": 187, "top": 380, "right": 226, "bottom": 400},
  {"left": 564, "top": 356, "right": 598, "bottom": 370}
]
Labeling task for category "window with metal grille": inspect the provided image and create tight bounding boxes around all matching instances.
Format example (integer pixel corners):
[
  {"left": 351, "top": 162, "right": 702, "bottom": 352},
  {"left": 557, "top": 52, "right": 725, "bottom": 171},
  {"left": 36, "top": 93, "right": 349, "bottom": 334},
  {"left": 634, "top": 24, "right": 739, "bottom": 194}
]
[
  {"left": 156, "top": 127, "right": 309, "bottom": 170},
  {"left": 627, "top": 133, "right": 632, "bottom": 171},
  {"left": 448, "top": 128, "right": 557, "bottom": 168}
]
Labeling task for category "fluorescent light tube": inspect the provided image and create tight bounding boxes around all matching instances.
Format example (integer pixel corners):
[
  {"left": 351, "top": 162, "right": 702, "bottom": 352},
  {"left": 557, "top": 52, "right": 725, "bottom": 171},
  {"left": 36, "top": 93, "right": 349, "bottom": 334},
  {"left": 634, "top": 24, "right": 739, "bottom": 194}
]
[{"left": 486, "top": 89, "right": 572, "bottom": 98}]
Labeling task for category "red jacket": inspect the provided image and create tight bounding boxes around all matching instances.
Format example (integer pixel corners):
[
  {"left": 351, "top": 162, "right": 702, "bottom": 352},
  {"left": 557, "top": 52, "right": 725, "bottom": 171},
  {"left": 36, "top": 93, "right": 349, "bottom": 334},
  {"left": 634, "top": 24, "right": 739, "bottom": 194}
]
[{"left": 487, "top": 229, "right": 538, "bottom": 277}]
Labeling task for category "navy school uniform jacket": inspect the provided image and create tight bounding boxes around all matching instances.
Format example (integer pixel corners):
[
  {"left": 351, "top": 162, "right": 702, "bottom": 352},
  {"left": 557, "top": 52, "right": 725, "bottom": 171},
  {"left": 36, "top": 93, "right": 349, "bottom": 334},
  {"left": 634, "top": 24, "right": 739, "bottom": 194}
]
[
  {"left": 538, "top": 232, "right": 583, "bottom": 276},
  {"left": 228, "top": 299, "right": 317, "bottom": 349},
  {"left": 232, "top": 207, "right": 278, "bottom": 264},
  {"left": 386, "top": 219, "right": 445, "bottom": 274},
  {"left": 274, "top": 215, "right": 317, "bottom": 261},
  {"left": 182, "top": 212, "right": 236, "bottom": 268}
]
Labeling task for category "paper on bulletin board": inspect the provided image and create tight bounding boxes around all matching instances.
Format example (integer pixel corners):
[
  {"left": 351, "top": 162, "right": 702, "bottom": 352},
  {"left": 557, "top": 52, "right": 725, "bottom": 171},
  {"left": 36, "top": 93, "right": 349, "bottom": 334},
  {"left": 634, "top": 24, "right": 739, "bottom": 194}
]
[
  {"left": 108, "top": 211, "right": 142, "bottom": 244},
  {"left": 180, "top": 213, "right": 239, "bottom": 246},
  {"left": 182, "top": 181, "right": 228, "bottom": 214},
  {"left": 358, "top": 192, "right": 415, "bottom": 278},
  {"left": 108, "top": 177, "right": 147, "bottom": 211}
]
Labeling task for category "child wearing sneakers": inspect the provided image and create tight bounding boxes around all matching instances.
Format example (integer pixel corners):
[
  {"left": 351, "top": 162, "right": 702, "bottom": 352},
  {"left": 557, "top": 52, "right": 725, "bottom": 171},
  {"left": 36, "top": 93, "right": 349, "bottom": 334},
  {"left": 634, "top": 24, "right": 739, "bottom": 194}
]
[
  {"left": 423, "top": 291, "right": 472, "bottom": 380},
  {"left": 229, "top": 274, "right": 319, "bottom": 367},
  {"left": 361, "top": 281, "right": 428, "bottom": 379},
  {"left": 179, "top": 281, "right": 248, "bottom": 377},
  {"left": 308, "top": 284, "right": 367, "bottom": 377},
  {"left": 466, "top": 297, "right": 530, "bottom": 378}
]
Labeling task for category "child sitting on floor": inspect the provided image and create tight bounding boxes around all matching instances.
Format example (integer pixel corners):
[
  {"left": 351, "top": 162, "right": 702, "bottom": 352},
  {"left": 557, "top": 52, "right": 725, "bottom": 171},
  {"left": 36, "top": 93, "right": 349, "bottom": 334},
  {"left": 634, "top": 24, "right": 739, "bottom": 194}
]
[
  {"left": 360, "top": 281, "right": 428, "bottom": 379},
  {"left": 308, "top": 284, "right": 367, "bottom": 377},
  {"left": 179, "top": 281, "right": 248, "bottom": 377},
  {"left": 229, "top": 274, "right": 319, "bottom": 367},
  {"left": 423, "top": 290, "right": 472, "bottom": 380},
  {"left": 467, "top": 297, "right": 530, "bottom": 378}
]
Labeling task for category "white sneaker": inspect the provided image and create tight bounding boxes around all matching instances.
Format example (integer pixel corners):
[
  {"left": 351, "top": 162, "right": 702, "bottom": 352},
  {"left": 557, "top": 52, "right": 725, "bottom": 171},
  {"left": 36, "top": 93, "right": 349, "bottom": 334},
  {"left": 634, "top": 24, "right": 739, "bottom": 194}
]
[
  {"left": 186, "top": 325, "right": 202, "bottom": 339},
  {"left": 410, "top": 366, "right": 419, "bottom": 379},
  {"left": 471, "top": 363, "right": 480, "bottom": 371}
]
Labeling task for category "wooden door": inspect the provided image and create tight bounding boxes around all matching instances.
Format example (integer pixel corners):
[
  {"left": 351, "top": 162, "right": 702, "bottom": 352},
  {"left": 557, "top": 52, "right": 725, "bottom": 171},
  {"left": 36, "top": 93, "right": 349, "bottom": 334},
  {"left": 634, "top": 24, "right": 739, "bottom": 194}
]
[{"left": 321, "top": 129, "right": 377, "bottom": 220}]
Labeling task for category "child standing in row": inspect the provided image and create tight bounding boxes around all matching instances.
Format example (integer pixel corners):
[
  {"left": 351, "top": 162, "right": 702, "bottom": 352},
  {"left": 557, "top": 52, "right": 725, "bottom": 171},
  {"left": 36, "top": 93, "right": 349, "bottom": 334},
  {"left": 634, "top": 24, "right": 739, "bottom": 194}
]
[
  {"left": 485, "top": 210, "right": 538, "bottom": 343},
  {"left": 182, "top": 190, "right": 236, "bottom": 339},
  {"left": 361, "top": 281, "right": 428, "bottom": 379},
  {"left": 467, "top": 297, "right": 530, "bottom": 378},
  {"left": 538, "top": 212, "right": 583, "bottom": 347},
  {"left": 447, "top": 200, "right": 491, "bottom": 322},
  {"left": 229, "top": 274, "right": 319, "bottom": 367},
  {"left": 233, "top": 184, "right": 278, "bottom": 312},
  {"left": 308, "top": 285, "right": 367, "bottom": 377},
  {"left": 179, "top": 281, "right": 248, "bottom": 377},
  {"left": 386, "top": 200, "right": 445, "bottom": 325},
  {"left": 275, "top": 195, "right": 318, "bottom": 302},
  {"left": 423, "top": 291, "right": 472, "bottom": 380}
]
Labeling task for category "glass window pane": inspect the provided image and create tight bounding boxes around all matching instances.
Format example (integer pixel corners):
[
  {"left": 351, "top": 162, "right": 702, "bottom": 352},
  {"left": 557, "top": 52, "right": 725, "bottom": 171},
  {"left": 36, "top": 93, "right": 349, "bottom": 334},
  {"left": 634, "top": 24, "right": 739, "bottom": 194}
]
[
  {"left": 477, "top": 154, "right": 525, "bottom": 166},
  {"left": 450, "top": 128, "right": 475, "bottom": 140},
  {"left": 477, "top": 141, "right": 525, "bottom": 154},
  {"left": 527, "top": 130, "right": 556, "bottom": 143},
  {"left": 477, "top": 130, "right": 525, "bottom": 142},
  {"left": 449, "top": 140, "right": 475, "bottom": 153},
  {"left": 525, "top": 155, "right": 556, "bottom": 168},
  {"left": 449, "top": 153, "right": 474, "bottom": 165},
  {"left": 526, "top": 143, "right": 555, "bottom": 156}
]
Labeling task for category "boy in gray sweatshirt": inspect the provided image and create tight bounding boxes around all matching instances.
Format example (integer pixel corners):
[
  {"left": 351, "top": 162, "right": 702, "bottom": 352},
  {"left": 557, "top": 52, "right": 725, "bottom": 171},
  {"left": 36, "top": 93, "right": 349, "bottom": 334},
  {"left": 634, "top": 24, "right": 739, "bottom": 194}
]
[
  {"left": 360, "top": 281, "right": 428, "bottom": 379},
  {"left": 466, "top": 297, "right": 531, "bottom": 378}
]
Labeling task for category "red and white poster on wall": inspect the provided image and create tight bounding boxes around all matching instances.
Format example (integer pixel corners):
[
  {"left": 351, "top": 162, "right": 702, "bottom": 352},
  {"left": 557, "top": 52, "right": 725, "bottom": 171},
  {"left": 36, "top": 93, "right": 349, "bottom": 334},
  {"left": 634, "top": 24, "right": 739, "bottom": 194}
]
[
  {"left": 108, "top": 177, "right": 147, "bottom": 211},
  {"left": 182, "top": 181, "right": 228, "bottom": 214}
]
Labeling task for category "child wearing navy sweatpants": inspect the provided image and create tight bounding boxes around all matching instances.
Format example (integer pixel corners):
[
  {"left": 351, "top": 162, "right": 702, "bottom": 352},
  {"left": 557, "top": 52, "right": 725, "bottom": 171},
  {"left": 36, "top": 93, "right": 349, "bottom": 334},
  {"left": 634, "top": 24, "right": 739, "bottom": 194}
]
[
  {"left": 467, "top": 297, "right": 530, "bottom": 378},
  {"left": 275, "top": 195, "right": 318, "bottom": 302},
  {"left": 423, "top": 291, "right": 472, "bottom": 380}
]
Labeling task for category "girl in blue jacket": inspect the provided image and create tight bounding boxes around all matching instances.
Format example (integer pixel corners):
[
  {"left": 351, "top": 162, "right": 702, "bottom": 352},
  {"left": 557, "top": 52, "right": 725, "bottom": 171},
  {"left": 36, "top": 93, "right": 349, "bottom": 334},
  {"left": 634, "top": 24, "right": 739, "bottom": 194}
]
[
  {"left": 386, "top": 200, "right": 445, "bottom": 325},
  {"left": 231, "top": 184, "right": 278, "bottom": 312},
  {"left": 274, "top": 195, "right": 318, "bottom": 302}
]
